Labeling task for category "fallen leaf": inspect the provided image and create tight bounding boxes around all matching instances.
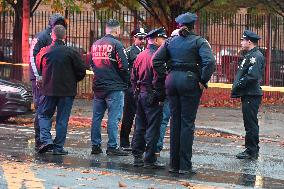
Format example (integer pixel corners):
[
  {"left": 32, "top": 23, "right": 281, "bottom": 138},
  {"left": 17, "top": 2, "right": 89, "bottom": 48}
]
[
  {"left": 181, "top": 181, "right": 193, "bottom": 188},
  {"left": 81, "top": 170, "right": 90, "bottom": 174},
  {"left": 119, "top": 181, "right": 127, "bottom": 187}
]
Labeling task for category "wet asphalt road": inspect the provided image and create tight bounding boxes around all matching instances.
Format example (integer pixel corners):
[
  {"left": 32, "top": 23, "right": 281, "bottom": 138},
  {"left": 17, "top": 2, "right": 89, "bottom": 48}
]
[{"left": 0, "top": 123, "right": 284, "bottom": 189}]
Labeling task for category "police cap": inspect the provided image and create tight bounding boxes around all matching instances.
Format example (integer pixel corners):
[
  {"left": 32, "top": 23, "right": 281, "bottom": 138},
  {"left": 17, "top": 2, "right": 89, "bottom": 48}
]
[
  {"left": 131, "top": 28, "right": 147, "bottom": 38},
  {"left": 144, "top": 27, "right": 167, "bottom": 39},
  {"left": 175, "top": 12, "right": 197, "bottom": 25},
  {"left": 106, "top": 19, "right": 120, "bottom": 27},
  {"left": 241, "top": 30, "right": 261, "bottom": 42}
]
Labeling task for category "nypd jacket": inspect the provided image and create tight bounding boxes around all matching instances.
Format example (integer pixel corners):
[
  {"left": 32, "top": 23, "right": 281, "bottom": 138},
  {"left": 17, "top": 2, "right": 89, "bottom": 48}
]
[
  {"left": 152, "top": 32, "right": 216, "bottom": 89},
  {"left": 36, "top": 40, "right": 86, "bottom": 96},
  {"left": 90, "top": 34, "right": 129, "bottom": 92},
  {"left": 29, "top": 14, "right": 66, "bottom": 81},
  {"left": 231, "top": 47, "right": 265, "bottom": 98}
]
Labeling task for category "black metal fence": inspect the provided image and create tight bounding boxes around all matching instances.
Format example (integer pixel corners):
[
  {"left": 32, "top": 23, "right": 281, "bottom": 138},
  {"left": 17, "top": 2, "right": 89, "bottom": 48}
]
[{"left": 1, "top": 10, "right": 284, "bottom": 87}]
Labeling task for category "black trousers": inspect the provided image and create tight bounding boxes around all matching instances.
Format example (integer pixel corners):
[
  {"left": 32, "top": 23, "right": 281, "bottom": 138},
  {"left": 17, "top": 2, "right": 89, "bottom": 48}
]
[
  {"left": 166, "top": 71, "right": 202, "bottom": 171},
  {"left": 241, "top": 95, "right": 262, "bottom": 154},
  {"left": 120, "top": 88, "right": 137, "bottom": 147},
  {"left": 132, "top": 92, "right": 162, "bottom": 163}
]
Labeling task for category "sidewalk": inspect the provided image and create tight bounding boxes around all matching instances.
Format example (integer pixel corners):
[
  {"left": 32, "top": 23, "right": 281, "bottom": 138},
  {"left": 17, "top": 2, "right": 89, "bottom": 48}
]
[{"left": 71, "top": 99, "right": 284, "bottom": 141}]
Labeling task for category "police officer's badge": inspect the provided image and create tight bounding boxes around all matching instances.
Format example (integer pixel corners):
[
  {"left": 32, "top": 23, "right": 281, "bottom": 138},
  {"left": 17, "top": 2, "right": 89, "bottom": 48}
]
[
  {"left": 250, "top": 57, "right": 256, "bottom": 64},
  {"left": 240, "top": 58, "right": 246, "bottom": 68}
]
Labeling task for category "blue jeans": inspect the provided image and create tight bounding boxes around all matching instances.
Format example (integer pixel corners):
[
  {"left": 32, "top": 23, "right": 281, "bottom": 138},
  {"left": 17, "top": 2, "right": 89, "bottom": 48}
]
[
  {"left": 156, "top": 99, "right": 170, "bottom": 152},
  {"left": 91, "top": 91, "right": 124, "bottom": 149},
  {"left": 31, "top": 80, "right": 43, "bottom": 147},
  {"left": 38, "top": 96, "right": 74, "bottom": 151}
]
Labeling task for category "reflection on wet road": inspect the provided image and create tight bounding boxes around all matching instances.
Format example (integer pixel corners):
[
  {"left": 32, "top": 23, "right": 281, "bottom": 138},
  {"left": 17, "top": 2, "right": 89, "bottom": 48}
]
[{"left": 1, "top": 124, "right": 284, "bottom": 188}]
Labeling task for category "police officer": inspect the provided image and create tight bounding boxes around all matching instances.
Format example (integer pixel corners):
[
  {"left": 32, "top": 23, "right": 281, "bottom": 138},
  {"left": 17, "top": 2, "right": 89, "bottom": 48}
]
[
  {"left": 90, "top": 19, "right": 129, "bottom": 156},
  {"left": 232, "top": 30, "right": 265, "bottom": 159},
  {"left": 29, "top": 13, "right": 67, "bottom": 151},
  {"left": 131, "top": 27, "right": 167, "bottom": 169},
  {"left": 152, "top": 13, "right": 216, "bottom": 174},
  {"left": 120, "top": 28, "right": 147, "bottom": 151}
]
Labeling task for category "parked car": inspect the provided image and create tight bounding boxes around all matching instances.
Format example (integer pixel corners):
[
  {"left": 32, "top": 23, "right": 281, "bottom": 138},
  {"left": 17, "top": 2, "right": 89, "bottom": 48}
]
[
  {"left": 220, "top": 48, "right": 284, "bottom": 86},
  {"left": 0, "top": 78, "right": 33, "bottom": 122}
]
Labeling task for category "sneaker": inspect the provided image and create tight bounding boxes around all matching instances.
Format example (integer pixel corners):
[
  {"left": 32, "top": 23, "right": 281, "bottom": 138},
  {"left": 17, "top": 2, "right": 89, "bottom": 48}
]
[
  {"left": 91, "top": 145, "right": 103, "bottom": 154},
  {"left": 144, "top": 161, "right": 165, "bottom": 169},
  {"left": 106, "top": 148, "right": 129, "bottom": 156},
  {"left": 133, "top": 156, "right": 144, "bottom": 167},
  {"left": 37, "top": 143, "right": 53, "bottom": 154},
  {"left": 53, "top": 149, "right": 68, "bottom": 155}
]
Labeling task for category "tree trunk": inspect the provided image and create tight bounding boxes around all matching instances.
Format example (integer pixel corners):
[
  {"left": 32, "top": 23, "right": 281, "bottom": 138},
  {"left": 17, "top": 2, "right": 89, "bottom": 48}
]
[{"left": 11, "top": 9, "right": 23, "bottom": 81}]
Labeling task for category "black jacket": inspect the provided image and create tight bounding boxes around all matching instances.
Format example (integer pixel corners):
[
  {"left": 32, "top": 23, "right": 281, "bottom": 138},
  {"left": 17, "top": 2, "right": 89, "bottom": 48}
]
[
  {"left": 90, "top": 34, "right": 129, "bottom": 92},
  {"left": 231, "top": 47, "right": 265, "bottom": 98},
  {"left": 36, "top": 40, "right": 86, "bottom": 96},
  {"left": 29, "top": 14, "right": 66, "bottom": 81},
  {"left": 126, "top": 44, "right": 143, "bottom": 70},
  {"left": 152, "top": 32, "right": 216, "bottom": 89}
]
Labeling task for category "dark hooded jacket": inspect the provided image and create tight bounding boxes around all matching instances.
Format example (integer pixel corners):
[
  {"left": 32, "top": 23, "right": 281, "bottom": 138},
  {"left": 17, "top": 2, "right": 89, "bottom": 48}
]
[
  {"left": 29, "top": 13, "right": 66, "bottom": 80},
  {"left": 36, "top": 40, "right": 86, "bottom": 96}
]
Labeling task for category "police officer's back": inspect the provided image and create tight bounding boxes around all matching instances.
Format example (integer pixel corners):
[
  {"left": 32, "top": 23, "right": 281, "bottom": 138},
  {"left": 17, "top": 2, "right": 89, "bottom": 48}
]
[{"left": 152, "top": 12, "right": 216, "bottom": 174}]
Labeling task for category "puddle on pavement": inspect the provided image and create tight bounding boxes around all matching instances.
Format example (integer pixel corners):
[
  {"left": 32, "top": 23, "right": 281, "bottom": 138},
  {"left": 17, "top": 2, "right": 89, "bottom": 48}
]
[{"left": 28, "top": 153, "right": 284, "bottom": 189}]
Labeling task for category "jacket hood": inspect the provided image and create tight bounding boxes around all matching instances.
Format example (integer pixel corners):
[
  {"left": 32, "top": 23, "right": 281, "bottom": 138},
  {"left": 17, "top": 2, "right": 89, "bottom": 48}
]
[{"left": 48, "top": 13, "right": 67, "bottom": 28}]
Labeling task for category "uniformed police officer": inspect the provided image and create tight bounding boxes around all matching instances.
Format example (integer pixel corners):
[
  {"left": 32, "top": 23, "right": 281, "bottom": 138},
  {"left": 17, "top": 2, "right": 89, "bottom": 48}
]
[
  {"left": 90, "top": 19, "right": 129, "bottom": 156},
  {"left": 232, "top": 30, "right": 265, "bottom": 159},
  {"left": 120, "top": 28, "right": 147, "bottom": 151},
  {"left": 131, "top": 27, "right": 167, "bottom": 169},
  {"left": 29, "top": 13, "right": 67, "bottom": 151},
  {"left": 152, "top": 13, "right": 216, "bottom": 174}
]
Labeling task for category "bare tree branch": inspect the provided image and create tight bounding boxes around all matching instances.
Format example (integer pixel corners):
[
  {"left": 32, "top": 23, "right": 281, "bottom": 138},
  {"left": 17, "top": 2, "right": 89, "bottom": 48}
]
[{"left": 31, "top": 0, "right": 43, "bottom": 15}]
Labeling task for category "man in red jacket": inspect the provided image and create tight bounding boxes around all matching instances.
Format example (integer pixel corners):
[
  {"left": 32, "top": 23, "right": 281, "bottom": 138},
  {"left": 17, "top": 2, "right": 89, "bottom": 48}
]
[{"left": 36, "top": 25, "right": 86, "bottom": 155}]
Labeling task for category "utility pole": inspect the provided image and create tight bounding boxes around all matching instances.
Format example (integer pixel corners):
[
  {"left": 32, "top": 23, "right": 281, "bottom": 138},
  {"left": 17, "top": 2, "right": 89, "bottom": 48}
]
[
  {"left": 22, "top": 0, "right": 30, "bottom": 64},
  {"left": 22, "top": 0, "right": 30, "bottom": 82}
]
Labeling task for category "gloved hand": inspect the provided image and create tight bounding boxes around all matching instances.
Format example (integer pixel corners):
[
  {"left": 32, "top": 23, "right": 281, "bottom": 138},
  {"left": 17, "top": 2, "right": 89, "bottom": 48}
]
[{"left": 146, "top": 90, "right": 165, "bottom": 106}]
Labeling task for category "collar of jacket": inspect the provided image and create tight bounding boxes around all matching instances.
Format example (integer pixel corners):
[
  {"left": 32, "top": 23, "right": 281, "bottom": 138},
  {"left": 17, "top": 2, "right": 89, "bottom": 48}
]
[
  {"left": 147, "top": 44, "right": 158, "bottom": 51},
  {"left": 134, "top": 44, "right": 144, "bottom": 52},
  {"left": 188, "top": 31, "right": 197, "bottom": 36},
  {"left": 52, "top": 39, "right": 65, "bottom": 46},
  {"left": 245, "top": 47, "right": 258, "bottom": 57},
  {"left": 105, "top": 34, "right": 118, "bottom": 40}
]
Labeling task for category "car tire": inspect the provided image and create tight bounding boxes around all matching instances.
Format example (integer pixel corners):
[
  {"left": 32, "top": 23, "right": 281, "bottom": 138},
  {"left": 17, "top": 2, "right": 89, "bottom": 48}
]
[{"left": 0, "top": 116, "right": 10, "bottom": 122}]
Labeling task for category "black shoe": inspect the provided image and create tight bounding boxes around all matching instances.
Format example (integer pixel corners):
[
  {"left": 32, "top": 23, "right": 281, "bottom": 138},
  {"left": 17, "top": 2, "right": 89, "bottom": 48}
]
[
  {"left": 38, "top": 143, "right": 53, "bottom": 154},
  {"left": 169, "top": 168, "right": 179, "bottom": 173},
  {"left": 106, "top": 148, "right": 129, "bottom": 156},
  {"left": 53, "top": 149, "right": 68, "bottom": 155},
  {"left": 144, "top": 161, "right": 165, "bottom": 169},
  {"left": 179, "top": 169, "right": 197, "bottom": 175},
  {"left": 236, "top": 150, "right": 259, "bottom": 159},
  {"left": 133, "top": 157, "right": 144, "bottom": 167},
  {"left": 121, "top": 146, "right": 132, "bottom": 151},
  {"left": 91, "top": 145, "right": 103, "bottom": 154}
]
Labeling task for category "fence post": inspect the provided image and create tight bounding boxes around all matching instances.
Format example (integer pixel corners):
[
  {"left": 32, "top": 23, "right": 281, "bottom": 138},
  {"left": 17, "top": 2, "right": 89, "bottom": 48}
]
[{"left": 265, "top": 14, "right": 271, "bottom": 86}]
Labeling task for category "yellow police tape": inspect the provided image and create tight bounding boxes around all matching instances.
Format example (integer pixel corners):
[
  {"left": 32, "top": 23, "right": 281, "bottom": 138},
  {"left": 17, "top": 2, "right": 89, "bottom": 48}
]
[{"left": 1, "top": 61, "right": 284, "bottom": 92}]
